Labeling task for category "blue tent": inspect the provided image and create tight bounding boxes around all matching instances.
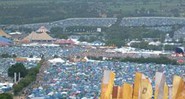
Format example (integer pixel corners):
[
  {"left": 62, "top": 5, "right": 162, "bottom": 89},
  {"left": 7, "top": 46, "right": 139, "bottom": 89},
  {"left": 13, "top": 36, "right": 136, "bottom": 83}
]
[
  {"left": 175, "top": 47, "right": 184, "bottom": 54},
  {"left": 0, "top": 36, "right": 12, "bottom": 43}
]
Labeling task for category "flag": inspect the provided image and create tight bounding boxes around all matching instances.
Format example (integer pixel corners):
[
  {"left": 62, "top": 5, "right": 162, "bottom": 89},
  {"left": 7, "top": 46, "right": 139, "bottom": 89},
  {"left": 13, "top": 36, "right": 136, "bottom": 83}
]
[
  {"left": 112, "top": 86, "right": 121, "bottom": 99},
  {"left": 133, "top": 72, "right": 142, "bottom": 99},
  {"left": 163, "top": 83, "right": 168, "bottom": 99},
  {"left": 100, "top": 70, "right": 115, "bottom": 99},
  {"left": 172, "top": 75, "right": 185, "bottom": 99},
  {"left": 139, "top": 78, "right": 153, "bottom": 99},
  {"left": 119, "top": 83, "right": 133, "bottom": 99},
  {"left": 154, "top": 72, "right": 166, "bottom": 99}
]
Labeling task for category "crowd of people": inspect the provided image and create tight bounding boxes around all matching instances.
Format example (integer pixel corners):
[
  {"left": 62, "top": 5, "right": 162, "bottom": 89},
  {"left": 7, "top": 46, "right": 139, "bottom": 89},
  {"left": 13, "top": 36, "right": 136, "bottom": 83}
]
[{"left": 27, "top": 60, "right": 185, "bottom": 99}]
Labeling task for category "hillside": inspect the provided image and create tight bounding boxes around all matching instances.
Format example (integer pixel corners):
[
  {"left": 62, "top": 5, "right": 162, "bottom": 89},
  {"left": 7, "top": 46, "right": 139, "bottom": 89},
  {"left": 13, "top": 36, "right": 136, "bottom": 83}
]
[{"left": 1, "top": 0, "right": 185, "bottom": 24}]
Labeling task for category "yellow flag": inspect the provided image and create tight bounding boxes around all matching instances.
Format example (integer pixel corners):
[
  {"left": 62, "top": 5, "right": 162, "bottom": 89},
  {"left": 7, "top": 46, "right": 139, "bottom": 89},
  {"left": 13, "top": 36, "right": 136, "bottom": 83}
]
[
  {"left": 140, "top": 79, "right": 153, "bottom": 99},
  {"left": 176, "top": 85, "right": 185, "bottom": 99},
  {"left": 163, "top": 83, "right": 168, "bottom": 99},
  {"left": 119, "top": 83, "right": 133, "bottom": 99},
  {"left": 100, "top": 70, "right": 115, "bottom": 99},
  {"left": 172, "top": 75, "right": 185, "bottom": 99},
  {"left": 133, "top": 72, "right": 142, "bottom": 99}
]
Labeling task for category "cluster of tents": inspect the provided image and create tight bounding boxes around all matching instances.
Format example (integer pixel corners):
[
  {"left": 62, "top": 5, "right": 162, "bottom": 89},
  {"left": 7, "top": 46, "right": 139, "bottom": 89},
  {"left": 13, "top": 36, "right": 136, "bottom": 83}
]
[{"left": 100, "top": 70, "right": 185, "bottom": 99}]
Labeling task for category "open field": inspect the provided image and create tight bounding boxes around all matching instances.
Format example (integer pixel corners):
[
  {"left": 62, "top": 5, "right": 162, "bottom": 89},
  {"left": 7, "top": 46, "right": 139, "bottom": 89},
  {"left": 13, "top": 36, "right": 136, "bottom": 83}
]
[{"left": 1, "top": 0, "right": 185, "bottom": 24}]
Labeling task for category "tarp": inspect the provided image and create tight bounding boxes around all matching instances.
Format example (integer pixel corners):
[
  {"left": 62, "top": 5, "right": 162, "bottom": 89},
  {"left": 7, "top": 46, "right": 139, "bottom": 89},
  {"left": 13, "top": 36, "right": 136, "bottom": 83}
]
[
  {"left": 0, "top": 29, "right": 11, "bottom": 38},
  {"left": 31, "top": 97, "right": 45, "bottom": 99},
  {"left": 175, "top": 47, "right": 184, "bottom": 54},
  {"left": 0, "top": 36, "right": 12, "bottom": 43},
  {"left": 48, "top": 58, "right": 65, "bottom": 63}
]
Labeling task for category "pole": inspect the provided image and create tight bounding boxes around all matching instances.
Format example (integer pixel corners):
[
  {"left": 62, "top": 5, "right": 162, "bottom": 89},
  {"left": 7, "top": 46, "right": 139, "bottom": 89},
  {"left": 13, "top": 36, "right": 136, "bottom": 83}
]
[{"left": 14, "top": 72, "right": 17, "bottom": 83}]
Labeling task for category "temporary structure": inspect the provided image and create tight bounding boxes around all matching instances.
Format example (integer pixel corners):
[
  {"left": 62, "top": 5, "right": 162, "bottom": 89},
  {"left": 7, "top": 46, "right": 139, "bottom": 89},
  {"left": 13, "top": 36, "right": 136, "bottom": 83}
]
[
  {"left": 22, "top": 31, "right": 54, "bottom": 43},
  {"left": 0, "top": 29, "right": 11, "bottom": 38},
  {"left": 36, "top": 26, "right": 50, "bottom": 33}
]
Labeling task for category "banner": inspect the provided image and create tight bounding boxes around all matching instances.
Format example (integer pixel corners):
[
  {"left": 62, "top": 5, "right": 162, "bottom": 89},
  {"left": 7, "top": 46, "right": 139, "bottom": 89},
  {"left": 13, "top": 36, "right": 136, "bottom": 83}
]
[
  {"left": 133, "top": 72, "right": 142, "bottom": 99},
  {"left": 139, "top": 79, "right": 153, "bottom": 99},
  {"left": 119, "top": 83, "right": 133, "bottom": 99},
  {"left": 154, "top": 72, "right": 166, "bottom": 99},
  {"left": 172, "top": 75, "right": 185, "bottom": 99},
  {"left": 163, "top": 83, "right": 168, "bottom": 99},
  {"left": 100, "top": 70, "right": 115, "bottom": 99}
]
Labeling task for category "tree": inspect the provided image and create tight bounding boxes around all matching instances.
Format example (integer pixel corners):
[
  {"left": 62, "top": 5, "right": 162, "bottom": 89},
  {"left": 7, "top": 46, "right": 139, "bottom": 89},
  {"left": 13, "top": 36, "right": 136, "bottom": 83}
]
[
  {"left": 0, "top": 93, "right": 13, "bottom": 99},
  {"left": 170, "top": 8, "right": 180, "bottom": 17},
  {"left": 29, "top": 55, "right": 33, "bottom": 58},
  {"left": 12, "top": 54, "right": 17, "bottom": 58},
  {"left": 8, "top": 63, "right": 27, "bottom": 80},
  {"left": 1, "top": 53, "right": 11, "bottom": 58},
  {"left": 13, "top": 61, "right": 42, "bottom": 95},
  {"left": 79, "top": 36, "right": 86, "bottom": 42},
  {"left": 53, "top": 55, "right": 59, "bottom": 58},
  {"left": 50, "top": 27, "right": 69, "bottom": 39},
  {"left": 50, "top": 27, "right": 64, "bottom": 34}
]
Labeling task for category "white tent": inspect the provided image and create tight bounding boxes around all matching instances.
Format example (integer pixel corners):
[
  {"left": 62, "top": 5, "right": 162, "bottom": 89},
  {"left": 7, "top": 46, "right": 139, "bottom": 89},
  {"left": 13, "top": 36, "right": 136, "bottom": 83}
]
[
  {"left": 31, "top": 97, "right": 45, "bottom": 99},
  {"left": 48, "top": 58, "right": 65, "bottom": 63},
  {"left": 27, "top": 57, "right": 41, "bottom": 62}
]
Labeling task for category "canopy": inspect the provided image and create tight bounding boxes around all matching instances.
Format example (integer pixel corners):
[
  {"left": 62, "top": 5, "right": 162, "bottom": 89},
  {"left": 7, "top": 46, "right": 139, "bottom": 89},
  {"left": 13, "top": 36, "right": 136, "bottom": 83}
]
[
  {"left": 0, "top": 36, "right": 12, "bottom": 43},
  {"left": 175, "top": 47, "right": 184, "bottom": 54},
  {"left": 0, "top": 29, "right": 11, "bottom": 38},
  {"left": 48, "top": 58, "right": 65, "bottom": 63}
]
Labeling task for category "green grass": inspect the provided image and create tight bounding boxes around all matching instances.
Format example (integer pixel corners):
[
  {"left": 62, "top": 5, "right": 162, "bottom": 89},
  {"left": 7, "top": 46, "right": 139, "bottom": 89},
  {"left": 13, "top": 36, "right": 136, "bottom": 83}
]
[
  {"left": 0, "top": 0, "right": 70, "bottom": 5},
  {"left": 1, "top": 0, "right": 185, "bottom": 24}
]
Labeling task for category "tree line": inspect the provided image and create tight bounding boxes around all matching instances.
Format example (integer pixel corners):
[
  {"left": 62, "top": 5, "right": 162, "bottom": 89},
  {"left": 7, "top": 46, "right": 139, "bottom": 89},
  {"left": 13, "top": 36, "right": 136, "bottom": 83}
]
[{"left": 8, "top": 61, "right": 44, "bottom": 95}]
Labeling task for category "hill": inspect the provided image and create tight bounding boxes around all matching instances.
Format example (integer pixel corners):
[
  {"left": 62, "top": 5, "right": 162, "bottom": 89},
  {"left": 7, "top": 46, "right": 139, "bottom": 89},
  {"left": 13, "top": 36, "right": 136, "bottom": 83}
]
[{"left": 1, "top": 0, "right": 185, "bottom": 24}]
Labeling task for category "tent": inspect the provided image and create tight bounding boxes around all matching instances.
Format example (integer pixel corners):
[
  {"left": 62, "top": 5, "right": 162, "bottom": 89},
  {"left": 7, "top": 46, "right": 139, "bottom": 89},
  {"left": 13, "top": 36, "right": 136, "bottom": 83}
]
[
  {"left": 48, "top": 58, "right": 65, "bottom": 63},
  {"left": 0, "top": 36, "right": 12, "bottom": 46},
  {"left": 22, "top": 31, "right": 53, "bottom": 43},
  {"left": 36, "top": 26, "right": 50, "bottom": 33},
  {"left": 175, "top": 47, "right": 184, "bottom": 54},
  {"left": 0, "top": 36, "right": 12, "bottom": 43},
  {"left": 0, "top": 29, "right": 11, "bottom": 38},
  {"left": 0, "top": 42, "right": 10, "bottom": 46},
  {"left": 55, "top": 39, "right": 75, "bottom": 45}
]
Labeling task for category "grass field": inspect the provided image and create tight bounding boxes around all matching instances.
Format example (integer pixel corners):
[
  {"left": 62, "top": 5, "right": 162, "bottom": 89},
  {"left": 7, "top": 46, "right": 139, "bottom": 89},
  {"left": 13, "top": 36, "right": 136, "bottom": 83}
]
[{"left": 0, "top": 0, "right": 185, "bottom": 24}]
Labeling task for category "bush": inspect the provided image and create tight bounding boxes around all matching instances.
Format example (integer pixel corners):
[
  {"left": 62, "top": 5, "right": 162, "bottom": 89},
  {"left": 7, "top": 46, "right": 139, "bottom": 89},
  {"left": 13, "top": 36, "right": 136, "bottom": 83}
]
[
  {"left": 119, "top": 57, "right": 177, "bottom": 65},
  {"left": 1, "top": 53, "right": 11, "bottom": 58},
  {"left": 0, "top": 93, "right": 13, "bottom": 99},
  {"left": 8, "top": 63, "right": 27, "bottom": 80},
  {"left": 13, "top": 61, "right": 42, "bottom": 95}
]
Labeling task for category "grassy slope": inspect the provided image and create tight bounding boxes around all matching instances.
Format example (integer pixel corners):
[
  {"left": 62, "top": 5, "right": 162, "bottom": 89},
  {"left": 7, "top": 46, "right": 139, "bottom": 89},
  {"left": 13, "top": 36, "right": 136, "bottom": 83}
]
[{"left": 0, "top": 0, "right": 185, "bottom": 24}]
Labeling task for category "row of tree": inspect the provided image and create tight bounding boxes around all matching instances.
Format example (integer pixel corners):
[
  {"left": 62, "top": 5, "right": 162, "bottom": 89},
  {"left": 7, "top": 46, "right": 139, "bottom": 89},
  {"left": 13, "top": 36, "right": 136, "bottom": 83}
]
[
  {"left": 109, "top": 57, "right": 178, "bottom": 65},
  {"left": 1, "top": 53, "right": 17, "bottom": 58},
  {"left": 104, "top": 18, "right": 166, "bottom": 47},
  {"left": 0, "top": 93, "right": 13, "bottom": 99},
  {"left": 130, "top": 41, "right": 178, "bottom": 51},
  {"left": 8, "top": 61, "right": 43, "bottom": 95},
  {"left": 86, "top": 56, "right": 178, "bottom": 65}
]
